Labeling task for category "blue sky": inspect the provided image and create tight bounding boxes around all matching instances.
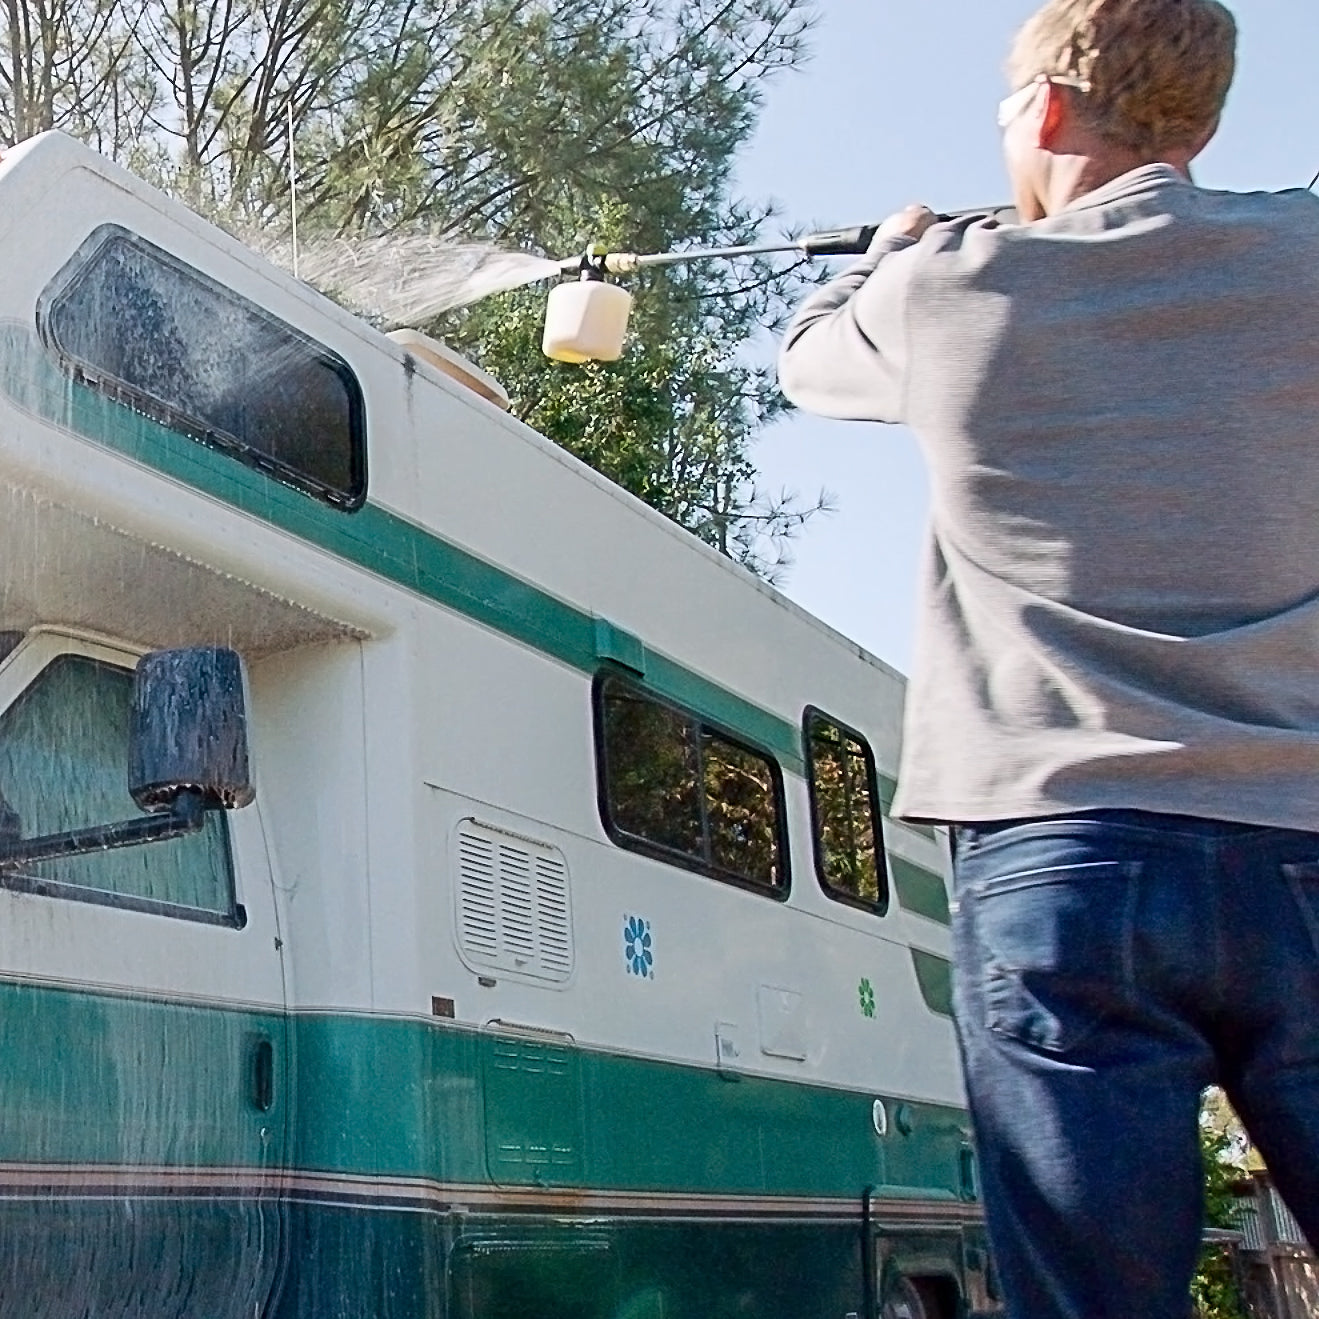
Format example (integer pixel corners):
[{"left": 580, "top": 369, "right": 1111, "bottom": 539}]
[{"left": 735, "top": 0, "right": 1319, "bottom": 673}]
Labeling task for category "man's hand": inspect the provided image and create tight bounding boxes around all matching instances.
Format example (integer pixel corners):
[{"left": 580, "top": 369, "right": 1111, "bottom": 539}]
[{"left": 875, "top": 204, "right": 939, "bottom": 243}]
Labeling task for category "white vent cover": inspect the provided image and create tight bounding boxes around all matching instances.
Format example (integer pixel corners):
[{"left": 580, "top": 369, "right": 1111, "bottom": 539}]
[{"left": 454, "top": 819, "right": 574, "bottom": 983}]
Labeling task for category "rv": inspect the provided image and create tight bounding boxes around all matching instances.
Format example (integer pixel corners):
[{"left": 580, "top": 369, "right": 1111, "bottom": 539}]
[{"left": 0, "top": 132, "right": 991, "bottom": 1318}]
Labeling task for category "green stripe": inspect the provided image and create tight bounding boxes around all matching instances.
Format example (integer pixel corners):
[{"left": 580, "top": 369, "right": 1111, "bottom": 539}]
[
  {"left": 911, "top": 949, "right": 955, "bottom": 1019},
  {"left": 291, "top": 1012, "right": 968, "bottom": 1198},
  {"left": 642, "top": 650, "right": 802, "bottom": 768},
  {"left": 876, "top": 771, "right": 937, "bottom": 841},
  {"left": 0, "top": 975, "right": 968, "bottom": 1201},
  {"left": 875, "top": 778, "right": 949, "bottom": 926},
  {"left": 0, "top": 327, "right": 803, "bottom": 774},
  {"left": 889, "top": 854, "right": 951, "bottom": 925},
  {"left": 0, "top": 978, "right": 283, "bottom": 1167}
]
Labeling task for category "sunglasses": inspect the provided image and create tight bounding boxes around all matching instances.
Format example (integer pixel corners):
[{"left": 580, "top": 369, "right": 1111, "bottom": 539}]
[{"left": 997, "top": 73, "right": 1092, "bottom": 129}]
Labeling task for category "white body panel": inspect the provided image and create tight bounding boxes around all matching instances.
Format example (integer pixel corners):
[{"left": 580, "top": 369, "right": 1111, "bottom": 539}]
[{"left": 0, "top": 130, "right": 961, "bottom": 1120}]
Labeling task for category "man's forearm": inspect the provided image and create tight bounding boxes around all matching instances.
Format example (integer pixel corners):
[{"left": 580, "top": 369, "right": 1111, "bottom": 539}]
[{"left": 777, "top": 233, "right": 919, "bottom": 424}]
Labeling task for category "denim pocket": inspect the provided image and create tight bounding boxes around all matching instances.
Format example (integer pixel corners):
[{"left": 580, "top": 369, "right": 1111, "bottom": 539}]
[
  {"left": 1282, "top": 862, "right": 1319, "bottom": 956},
  {"left": 967, "top": 860, "right": 1141, "bottom": 1055}
]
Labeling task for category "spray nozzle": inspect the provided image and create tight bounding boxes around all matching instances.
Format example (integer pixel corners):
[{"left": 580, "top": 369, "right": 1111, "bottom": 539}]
[
  {"left": 601, "top": 252, "right": 642, "bottom": 275},
  {"left": 560, "top": 247, "right": 641, "bottom": 276},
  {"left": 574, "top": 245, "right": 610, "bottom": 280}
]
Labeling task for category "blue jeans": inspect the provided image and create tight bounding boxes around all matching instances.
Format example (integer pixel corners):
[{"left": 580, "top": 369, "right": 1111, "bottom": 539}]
[{"left": 951, "top": 810, "right": 1319, "bottom": 1319}]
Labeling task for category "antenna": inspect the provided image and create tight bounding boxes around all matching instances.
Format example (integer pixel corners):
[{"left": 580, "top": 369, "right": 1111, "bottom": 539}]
[{"left": 287, "top": 102, "right": 299, "bottom": 278}]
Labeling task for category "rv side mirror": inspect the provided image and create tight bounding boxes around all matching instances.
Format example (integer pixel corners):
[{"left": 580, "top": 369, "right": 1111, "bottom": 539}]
[
  {"left": 129, "top": 647, "right": 255, "bottom": 813},
  {"left": 0, "top": 646, "right": 255, "bottom": 870}
]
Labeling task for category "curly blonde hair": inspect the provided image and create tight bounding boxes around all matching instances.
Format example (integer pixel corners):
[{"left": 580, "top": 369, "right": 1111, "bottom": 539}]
[{"left": 1008, "top": 0, "right": 1237, "bottom": 153}]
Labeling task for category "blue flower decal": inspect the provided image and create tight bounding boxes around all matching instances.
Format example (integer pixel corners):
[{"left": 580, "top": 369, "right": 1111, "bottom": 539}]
[{"left": 624, "top": 915, "right": 654, "bottom": 978}]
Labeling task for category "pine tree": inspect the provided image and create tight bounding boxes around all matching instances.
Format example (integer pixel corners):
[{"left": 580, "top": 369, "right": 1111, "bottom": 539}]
[{"left": 1, "top": 0, "right": 827, "bottom": 575}]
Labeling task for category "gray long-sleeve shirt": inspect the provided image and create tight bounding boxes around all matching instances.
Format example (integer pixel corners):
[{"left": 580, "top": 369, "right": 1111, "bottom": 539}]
[{"left": 779, "top": 165, "right": 1319, "bottom": 828}]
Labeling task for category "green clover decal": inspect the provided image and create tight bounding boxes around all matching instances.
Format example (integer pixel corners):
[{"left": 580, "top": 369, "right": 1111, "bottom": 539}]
[{"left": 858, "top": 977, "right": 876, "bottom": 1019}]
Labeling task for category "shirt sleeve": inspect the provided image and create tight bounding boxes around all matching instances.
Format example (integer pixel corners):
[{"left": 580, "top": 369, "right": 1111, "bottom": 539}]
[{"left": 776, "top": 234, "right": 922, "bottom": 424}]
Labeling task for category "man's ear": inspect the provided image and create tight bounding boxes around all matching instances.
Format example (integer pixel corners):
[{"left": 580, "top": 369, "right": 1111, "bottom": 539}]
[{"left": 1037, "top": 81, "right": 1070, "bottom": 150}]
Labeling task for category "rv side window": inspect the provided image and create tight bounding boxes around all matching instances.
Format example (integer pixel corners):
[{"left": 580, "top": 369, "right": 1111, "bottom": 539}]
[
  {"left": 595, "top": 674, "right": 788, "bottom": 895},
  {"left": 804, "top": 708, "right": 888, "bottom": 914},
  {"left": 39, "top": 225, "right": 366, "bottom": 509},
  {"left": 0, "top": 655, "right": 238, "bottom": 924}
]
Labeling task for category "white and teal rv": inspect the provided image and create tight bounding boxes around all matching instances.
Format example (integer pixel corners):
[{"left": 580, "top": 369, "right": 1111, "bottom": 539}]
[{"left": 0, "top": 132, "right": 995, "bottom": 1319}]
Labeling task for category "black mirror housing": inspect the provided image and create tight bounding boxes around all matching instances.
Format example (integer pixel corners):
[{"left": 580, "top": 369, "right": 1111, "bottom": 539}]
[{"left": 129, "top": 647, "right": 254, "bottom": 812}]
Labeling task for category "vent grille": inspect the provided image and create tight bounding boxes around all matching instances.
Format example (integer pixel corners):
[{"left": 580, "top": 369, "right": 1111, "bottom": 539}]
[{"left": 455, "top": 820, "right": 574, "bottom": 983}]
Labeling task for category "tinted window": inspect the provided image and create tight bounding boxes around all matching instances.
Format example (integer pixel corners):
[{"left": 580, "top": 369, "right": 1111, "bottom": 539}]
[
  {"left": 805, "top": 709, "right": 888, "bottom": 913},
  {"left": 40, "top": 226, "right": 365, "bottom": 507},
  {"left": 597, "top": 675, "right": 786, "bottom": 894},
  {"left": 0, "top": 655, "right": 237, "bottom": 922}
]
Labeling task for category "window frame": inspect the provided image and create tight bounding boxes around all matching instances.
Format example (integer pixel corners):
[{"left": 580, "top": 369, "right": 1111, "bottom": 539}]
[
  {"left": 37, "top": 224, "right": 368, "bottom": 511},
  {"left": 592, "top": 669, "right": 791, "bottom": 900},
  {"left": 802, "top": 705, "right": 890, "bottom": 917},
  {"left": 0, "top": 629, "right": 245, "bottom": 929}
]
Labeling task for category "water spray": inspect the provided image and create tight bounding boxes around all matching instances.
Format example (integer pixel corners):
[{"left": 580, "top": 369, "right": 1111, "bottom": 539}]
[
  {"left": 542, "top": 205, "right": 1016, "bottom": 362},
  {"left": 287, "top": 102, "right": 300, "bottom": 280},
  {"left": 270, "top": 204, "right": 1014, "bottom": 371}
]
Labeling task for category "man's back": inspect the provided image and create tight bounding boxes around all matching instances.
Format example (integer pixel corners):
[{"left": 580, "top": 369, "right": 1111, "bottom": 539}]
[
  {"left": 913, "top": 167, "right": 1319, "bottom": 629},
  {"left": 781, "top": 167, "right": 1319, "bottom": 828},
  {"left": 778, "top": 8, "right": 1319, "bottom": 1315}
]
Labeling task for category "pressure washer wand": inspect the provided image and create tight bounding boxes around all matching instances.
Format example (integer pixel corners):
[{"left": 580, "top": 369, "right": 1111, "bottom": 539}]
[
  {"left": 593, "top": 238, "right": 818, "bottom": 274},
  {"left": 562, "top": 206, "right": 1015, "bottom": 275}
]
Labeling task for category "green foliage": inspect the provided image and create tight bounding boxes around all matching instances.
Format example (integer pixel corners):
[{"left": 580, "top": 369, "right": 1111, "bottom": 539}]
[
  {"left": 409, "top": 18, "right": 831, "bottom": 579},
  {"left": 1200, "top": 1120, "right": 1245, "bottom": 1231},
  {"left": 1192, "top": 1107, "right": 1248, "bottom": 1319},
  {"left": 441, "top": 268, "right": 821, "bottom": 578},
  {"left": 1193, "top": 1243, "right": 1245, "bottom": 1319},
  {"left": 1, "top": 0, "right": 828, "bottom": 576}
]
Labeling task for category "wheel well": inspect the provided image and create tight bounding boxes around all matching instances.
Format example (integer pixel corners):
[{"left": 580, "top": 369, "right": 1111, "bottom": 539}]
[{"left": 911, "top": 1273, "right": 961, "bottom": 1319}]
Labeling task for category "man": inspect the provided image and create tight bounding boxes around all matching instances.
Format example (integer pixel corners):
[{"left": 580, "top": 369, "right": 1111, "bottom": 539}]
[{"left": 778, "top": 1, "right": 1319, "bottom": 1315}]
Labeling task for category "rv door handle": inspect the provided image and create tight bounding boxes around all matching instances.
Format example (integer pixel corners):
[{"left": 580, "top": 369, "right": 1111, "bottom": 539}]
[{"left": 251, "top": 1037, "right": 275, "bottom": 1112}]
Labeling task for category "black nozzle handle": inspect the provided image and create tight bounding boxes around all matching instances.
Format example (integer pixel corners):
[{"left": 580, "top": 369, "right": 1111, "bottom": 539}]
[
  {"left": 801, "top": 206, "right": 1017, "bottom": 257},
  {"left": 800, "top": 225, "right": 880, "bottom": 257}
]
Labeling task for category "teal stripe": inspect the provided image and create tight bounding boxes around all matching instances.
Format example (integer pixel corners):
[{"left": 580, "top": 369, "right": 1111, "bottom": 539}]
[
  {"left": 876, "top": 771, "right": 937, "bottom": 841},
  {"left": 0, "top": 327, "right": 804, "bottom": 774},
  {"left": 875, "top": 776, "right": 949, "bottom": 926},
  {"left": 889, "top": 855, "right": 951, "bottom": 925},
  {"left": 0, "top": 978, "right": 283, "bottom": 1168},
  {"left": 290, "top": 1011, "right": 968, "bottom": 1198},
  {"left": 0, "top": 975, "right": 968, "bottom": 1201},
  {"left": 642, "top": 650, "right": 802, "bottom": 769},
  {"left": 911, "top": 949, "right": 955, "bottom": 1019}
]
